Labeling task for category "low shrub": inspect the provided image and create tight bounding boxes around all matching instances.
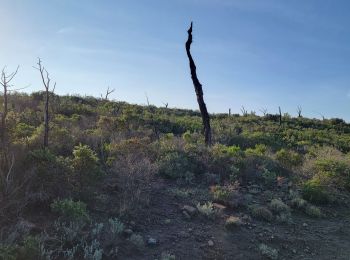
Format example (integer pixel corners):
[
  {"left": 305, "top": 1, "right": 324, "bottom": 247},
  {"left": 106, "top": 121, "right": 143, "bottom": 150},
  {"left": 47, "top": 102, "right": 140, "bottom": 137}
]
[
  {"left": 72, "top": 144, "right": 102, "bottom": 191},
  {"left": 212, "top": 185, "right": 231, "bottom": 202},
  {"left": 276, "top": 149, "right": 302, "bottom": 168},
  {"left": 262, "top": 168, "right": 277, "bottom": 186},
  {"left": 196, "top": 202, "right": 215, "bottom": 219},
  {"left": 258, "top": 244, "right": 278, "bottom": 260},
  {"left": 225, "top": 216, "right": 243, "bottom": 230},
  {"left": 302, "top": 179, "right": 329, "bottom": 204},
  {"left": 269, "top": 199, "right": 290, "bottom": 214},
  {"left": 250, "top": 205, "right": 273, "bottom": 222},
  {"left": 305, "top": 205, "right": 323, "bottom": 218},
  {"left": 290, "top": 197, "right": 308, "bottom": 209},
  {"left": 129, "top": 234, "right": 144, "bottom": 249},
  {"left": 108, "top": 218, "right": 124, "bottom": 238},
  {"left": 51, "top": 199, "right": 89, "bottom": 221},
  {"left": 245, "top": 144, "right": 267, "bottom": 157},
  {"left": 158, "top": 151, "right": 196, "bottom": 180}
]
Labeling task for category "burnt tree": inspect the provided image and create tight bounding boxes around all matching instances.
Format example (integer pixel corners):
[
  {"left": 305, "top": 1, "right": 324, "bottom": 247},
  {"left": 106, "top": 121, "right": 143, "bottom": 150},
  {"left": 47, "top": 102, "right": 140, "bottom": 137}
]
[
  {"left": 35, "top": 59, "right": 56, "bottom": 148},
  {"left": 0, "top": 66, "right": 19, "bottom": 147},
  {"left": 297, "top": 106, "right": 302, "bottom": 118},
  {"left": 185, "top": 22, "right": 211, "bottom": 145},
  {"left": 279, "top": 106, "right": 282, "bottom": 126}
]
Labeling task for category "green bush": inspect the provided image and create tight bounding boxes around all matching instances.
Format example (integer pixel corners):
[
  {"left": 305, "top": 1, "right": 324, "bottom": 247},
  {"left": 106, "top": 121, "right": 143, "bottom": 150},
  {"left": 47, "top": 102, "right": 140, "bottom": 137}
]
[
  {"left": 305, "top": 204, "right": 323, "bottom": 218},
  {"left": 28, "top": 149, "right": 71, "bottom": 202},
  {"left": 262, "top": 168, "right": 277, "bottom": 186},
  {"left": 269, "top": 199, "right": 290, "bottom": 214},
  {"left": 0, "top": 245, "right": 17, "bottom": 260},
  {"left": 245, "top": 144, "right": 267, "bottom": 157},
  {"left": 17, "top": 236, "right": 41, "bottom": 260},
  {"left": 72, "top": 144, "right": 102, "bottom": 190},
  {"left": 302, "top": 179, "right": 329, "bottom": 204},
  {"left": 158, "top": 151, "right": 196, "bottom": 180},
  {"left": 51, "top": 199, "right": 89, "bottom": 221},
  {"left": 276, "top": 149, "right": 302, "bottom": 168},
  {"left": 250, "top": 205, "right": 273, "bottom": 222}
]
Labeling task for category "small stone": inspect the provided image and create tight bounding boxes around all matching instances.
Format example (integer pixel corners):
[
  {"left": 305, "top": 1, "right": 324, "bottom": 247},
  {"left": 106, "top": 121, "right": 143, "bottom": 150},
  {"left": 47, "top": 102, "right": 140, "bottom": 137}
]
[
  {"left": 292, "top": 249, "right": 297, "bottom": 254},
  {"left": 212, "top": 203, "right": 226, "bottom": 213},
  {"left": 147, "top": 237, "right": 157, "bottom": 246},
  {"left": 208, "top": 240, "right": 214, "bottom": 247},
  {"left": 164, "top": 219, "right": 171, "bottom": 224},
  {"left": 123, "top": 229, "right": 133, "bottom": 236},
  {"left": 183, "top": 205, "right": 197, "bottom": 216},
  {"left": 302, "top": 223, "right": 308, "bottom": 227}
]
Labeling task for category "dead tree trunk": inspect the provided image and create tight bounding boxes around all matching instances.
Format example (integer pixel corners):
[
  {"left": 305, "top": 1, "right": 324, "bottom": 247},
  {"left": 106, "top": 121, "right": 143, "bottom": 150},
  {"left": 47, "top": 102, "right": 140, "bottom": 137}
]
[
  {"left": 0, "top": 66, "right": 19, "bottom": 147},
  {"left": 185, "top": 22, "right": 211, "bottom": 146},
  {"left": 297, "top": 106, "right": 302, "bottom": 118},
  {"left": 35, "top": 59, "right": 56, "bottom": 149},
  {"left": 279, "top": 106, "right": 282, "bottom": 126}
]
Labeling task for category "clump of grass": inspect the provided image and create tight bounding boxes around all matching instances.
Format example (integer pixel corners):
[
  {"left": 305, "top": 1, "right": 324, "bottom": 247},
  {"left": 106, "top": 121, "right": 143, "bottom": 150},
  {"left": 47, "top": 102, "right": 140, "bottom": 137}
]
[
  {"left": 258, "top": 244, "right": 278, "bottom": 260},
  {"left": 161, "top": 252, "right": 176, "bottom": 260},
  {"left": 269, "top": 199, "right": 290, "bottom": 214},
  {"left": 302, "top": 179, "right": 330, "bottom": 205},
  {"left": 250, "top": 205, "right": 273, "bottom": 222},
  {"left": 225, "top": 216, "right": 243, "bottom": 230},
  {"left": 212, "top": 185, "right": 231, "bottom": 202},
  {"left": 196, "top": 202, "right": 215, "bottom": 219},
  {"left": 276, "top": 212, "right": 292, "bottom": 224},
  {"left": 129, "top": 234, "right": 144, "bottom": 249},
  {"left": 305, "top": 205, "right": 323, "bottom": 218},
  {"left": 290, "top": 195, "right": 323, "bottom": 218},
  {"left": 108, "top": 218, "right": 124, "bottom": 238},
  {"left": 290, "top": 197, "right": 308, "bottom": 209}
]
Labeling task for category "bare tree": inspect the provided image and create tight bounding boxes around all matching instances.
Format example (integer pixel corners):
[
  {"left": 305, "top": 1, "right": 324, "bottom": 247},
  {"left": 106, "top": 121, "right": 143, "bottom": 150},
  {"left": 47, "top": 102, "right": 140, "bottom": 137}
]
[
  {"left": 0, "top": 66, "right": 19, "bottom": 147},
  {"left": 315, "top": 111, "right": 325, "bottom": 121},
  {"left": 144, "top": 93, "right": 159, "bottom": 140},
  {"left": 241, "top": 106, "right": 248, "bottom": 116},
  {"left": 297, "top": 106, "right": 302, "bottom": 118},
  {"left": 162, "top": 102, "right": 169, "bottom": 108},
  {"left": 185, "top": 22, "right": 211, "bottom": 146},
  {"left": 228, "top": 108, "right": 231, "bottom": 116},
  {"left": 259, "top": 108, "right": 268, "bottom": 117},
  {"left": 34, "top": 58, "right": 56, "bottom": 148},
  {"left": 101, "top": 86, "right": 115, "bottom": 100}
]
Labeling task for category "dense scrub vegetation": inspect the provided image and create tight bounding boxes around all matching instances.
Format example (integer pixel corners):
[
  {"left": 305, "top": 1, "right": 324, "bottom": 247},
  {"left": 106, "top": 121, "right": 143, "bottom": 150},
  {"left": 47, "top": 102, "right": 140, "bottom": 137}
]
[{"left": 1, "top": 92, "right": 350, "bottom": 259}]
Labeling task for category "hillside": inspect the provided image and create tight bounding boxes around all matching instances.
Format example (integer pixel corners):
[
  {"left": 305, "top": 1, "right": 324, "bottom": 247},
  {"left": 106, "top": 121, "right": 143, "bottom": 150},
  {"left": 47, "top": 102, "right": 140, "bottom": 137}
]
[{"left": 1, "top": 92, "right": 350, "bottom": 259}]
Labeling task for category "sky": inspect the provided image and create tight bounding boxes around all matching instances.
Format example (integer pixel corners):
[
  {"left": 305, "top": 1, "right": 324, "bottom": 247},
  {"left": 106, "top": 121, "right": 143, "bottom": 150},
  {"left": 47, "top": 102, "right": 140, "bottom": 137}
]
[{"left": 1, "top": 0, "right": 350, "bottom": 120}]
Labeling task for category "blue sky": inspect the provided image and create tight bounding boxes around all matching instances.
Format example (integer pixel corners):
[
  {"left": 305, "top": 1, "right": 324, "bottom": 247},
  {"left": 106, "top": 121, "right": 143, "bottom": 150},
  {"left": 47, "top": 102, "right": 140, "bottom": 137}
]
[{"left": 1, "top": 0, "right": 350, "bottom": 120}]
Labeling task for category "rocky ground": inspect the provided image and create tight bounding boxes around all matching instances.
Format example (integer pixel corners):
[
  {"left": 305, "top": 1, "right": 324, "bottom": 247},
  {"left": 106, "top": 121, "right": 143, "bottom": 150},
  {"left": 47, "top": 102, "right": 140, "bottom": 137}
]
[{"left": 112, "top": 178, "right": 350, "bottom": 260}]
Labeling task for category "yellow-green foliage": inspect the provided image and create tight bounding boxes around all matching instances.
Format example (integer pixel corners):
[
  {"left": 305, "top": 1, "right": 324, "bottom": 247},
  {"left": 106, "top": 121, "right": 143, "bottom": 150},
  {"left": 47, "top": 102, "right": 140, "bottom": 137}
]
[
  {"left": 72, "top": 144, "right": 101, "bottom": 187},
  {"left": 245, "top": 144, "right": 267, "bottom": 157},
  {"left": 196, "top": 202, "right": 215, "bottom": 219},
  {"left": 276, "top": 148, "right": 302, "bottom": 168},
  {"left": 212, "top": 185, "right": 232, "bottom": 202},
  {"left": 302, "top": 179, "right": 330, "bottom": 204}
]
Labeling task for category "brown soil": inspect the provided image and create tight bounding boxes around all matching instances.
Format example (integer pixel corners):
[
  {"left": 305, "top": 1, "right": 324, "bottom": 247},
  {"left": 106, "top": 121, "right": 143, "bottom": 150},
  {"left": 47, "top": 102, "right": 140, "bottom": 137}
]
[{"left": 115, "top": 178, "right": 350, "bottom": 260}]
